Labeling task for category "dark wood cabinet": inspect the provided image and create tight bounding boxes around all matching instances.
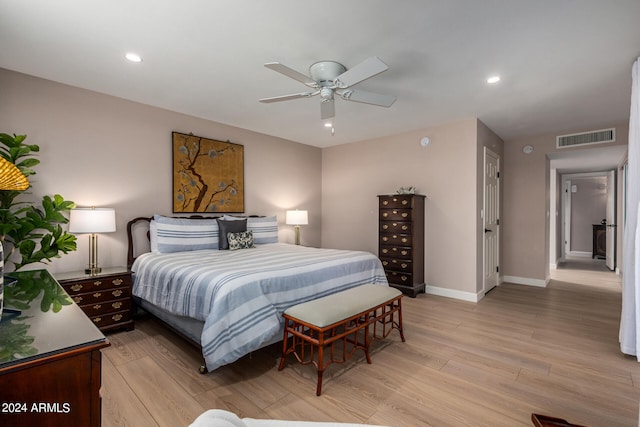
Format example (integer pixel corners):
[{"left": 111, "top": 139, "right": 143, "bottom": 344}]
[
  {"left": 56, "top": 268, "right": 134, "bottom": 333},
  {"left": 592, "top": 224, "right": 606, "bottom": 259},
  {"left": 378, "top": 194, "right": 426, "bottom": 297},
  {"left": 0, "top": 270, "right": 110, "bottom": 427}
]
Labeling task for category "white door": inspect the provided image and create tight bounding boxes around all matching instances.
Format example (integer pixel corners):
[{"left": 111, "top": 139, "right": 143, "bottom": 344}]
[
  {"left": 605, "top": 170, "right": 616, "bottom": 270},
  {"left": 483, "top": 148, "right": 500, "bottom": 294}
]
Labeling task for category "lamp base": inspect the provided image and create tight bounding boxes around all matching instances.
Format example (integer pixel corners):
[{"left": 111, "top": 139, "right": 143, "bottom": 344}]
[{"left": 85, "top": 267, "right": 102, "bottom": 275}]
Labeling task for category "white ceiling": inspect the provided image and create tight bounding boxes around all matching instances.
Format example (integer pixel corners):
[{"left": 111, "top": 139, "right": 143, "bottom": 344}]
[{"left": 1, "top": 0, "right": 639, "bottom": 150}]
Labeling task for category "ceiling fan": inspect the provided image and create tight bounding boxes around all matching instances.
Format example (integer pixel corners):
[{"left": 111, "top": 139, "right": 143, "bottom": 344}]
[{"left": 259, "top": 56, "right": 396, "bottom": 120}]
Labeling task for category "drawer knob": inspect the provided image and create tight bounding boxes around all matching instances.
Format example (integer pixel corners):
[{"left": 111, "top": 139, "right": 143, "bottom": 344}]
[
  {"left": 112, "top": 290, "right": 123, "bottom": 297},
  {"left": 382, "top": 224, "right": 388, "bottom": 230},
  {"left": 382, "top": 248, "right": 388, "bottom": 254},
  {"left": 402, "top": 250, "right": 408, "bottom": 255},
  {"left": 402, "top": 200, "right": 408, "bottom": 205},
  {"left": 382, "top": 236, "right": 388, "bottom": 242},
  {"left": 382, "top": 200, "right": 388, "bottom": 205},
  {"left": 93, "top": 292, "right": 102, "bottom": 299},
  {"left": 402, "top": 225, "right": 408, "bottom": 231},
  {"left": 401, "top": 263, "right": 408, "bottom": 268},
  {"left": 112, "top": 278, "right": 123, "bottom": 286},
  {"left": 93, "top": 317, "right": 102, "bottom": 324},
  {"left": 112, "top": 314, "right": 123, "bottom": 322},
  {"left": 71, "top": 284, "right": 83, "bottom": 292},
  {"left": 402, "top": 213, "right": 408, "bottom": 218},
  {"left": 93, "top": 304, "right": 102, "bottom": 310},
  {"left": 402, "top": 238, "right": 408, "bottom": 243},
  {"left": 382, "top": 212, "right": 388, "bottom": 217},
  {"left": 112, "top": 301, "right": 123, "bottom": 309},
  {"left": 73, "top": 296, "right": 83, "bottom": 303},
  {"left": 93, "top": 280, "right": 102, "bottom": 286}
]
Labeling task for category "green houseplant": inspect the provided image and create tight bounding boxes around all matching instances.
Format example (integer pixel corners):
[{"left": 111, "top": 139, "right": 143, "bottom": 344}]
[{"left": 0, "top": 133, "right": 77, "bottom": 271}]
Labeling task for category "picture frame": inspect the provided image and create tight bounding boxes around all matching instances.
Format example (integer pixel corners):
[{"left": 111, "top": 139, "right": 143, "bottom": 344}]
[{"left": 172, "top": 132, "right": 244, "bottom": 213}]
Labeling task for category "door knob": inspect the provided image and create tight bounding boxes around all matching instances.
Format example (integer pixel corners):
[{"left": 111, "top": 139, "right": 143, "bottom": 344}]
[{"left": 484, "top": 228, "right": 492, "bottom": 233}]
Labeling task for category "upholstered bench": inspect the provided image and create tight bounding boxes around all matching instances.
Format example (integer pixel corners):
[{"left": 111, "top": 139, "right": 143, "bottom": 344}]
[{"left": 278, "top": 285, "right": 405, "bottom": 395}]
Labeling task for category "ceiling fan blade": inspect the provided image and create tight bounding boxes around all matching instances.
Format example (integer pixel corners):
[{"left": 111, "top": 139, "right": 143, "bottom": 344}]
[
  {"left": 321, "top": 99, "right": 335, "bottom": 120},
  {"left": 338, "top": 89, "right": 396, "bottom": 107},
  {"left": 259, "top": 92, "right": 316, "bottom": 103},
  {"left": 264, "top": 62, "right": 318, "bottom": 88},
  {"left": 335, "top": 56, "right": 389, "bottom": 88}
]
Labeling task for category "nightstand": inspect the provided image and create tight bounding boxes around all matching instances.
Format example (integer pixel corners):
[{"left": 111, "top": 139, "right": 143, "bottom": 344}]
[{"left": 55, "top": 267, "right": 134, "bottom": 333}]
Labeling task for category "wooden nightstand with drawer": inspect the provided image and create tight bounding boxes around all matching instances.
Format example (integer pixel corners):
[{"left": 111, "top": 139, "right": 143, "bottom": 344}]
[{"left": 56, "top": 267, "right": 134, "bottom": 333}]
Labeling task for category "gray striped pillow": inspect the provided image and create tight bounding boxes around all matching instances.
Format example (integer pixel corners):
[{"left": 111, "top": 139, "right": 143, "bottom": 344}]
[{"left": 154, "top": 215, "right": 220, "bottom": 253}]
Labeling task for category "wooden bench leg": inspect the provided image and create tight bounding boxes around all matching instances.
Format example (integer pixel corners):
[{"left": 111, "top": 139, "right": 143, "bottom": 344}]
[
  {"left": 397, "top": 298, "right": 406, "bottom": 342},
  {"left": 278, "top": 322, "right": 289, "bottom": 371},
  {"left": 316, "top": 340, "right": 324, "bottom": 396}
]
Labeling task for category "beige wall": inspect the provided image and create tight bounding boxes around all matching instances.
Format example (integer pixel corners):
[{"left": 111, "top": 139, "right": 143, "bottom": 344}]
[
  {"left": 504, "top": 125, "right": 628, "bottom": 283},
  {"left": 321, "top": 118, "right": 499, "bottom": 300},
  {"left": 0, "top": 68, "right": 322, "bottom": 273}
]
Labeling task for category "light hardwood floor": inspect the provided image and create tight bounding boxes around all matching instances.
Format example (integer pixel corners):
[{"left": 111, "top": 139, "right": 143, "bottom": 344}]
[{"left": 102, "top": 261, "right": 640, "bottom": 427}]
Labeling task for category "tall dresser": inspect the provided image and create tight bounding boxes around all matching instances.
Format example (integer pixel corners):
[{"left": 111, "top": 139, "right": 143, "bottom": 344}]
[{"left": 378, "top": 194, "right": 426, "bottom": 297}]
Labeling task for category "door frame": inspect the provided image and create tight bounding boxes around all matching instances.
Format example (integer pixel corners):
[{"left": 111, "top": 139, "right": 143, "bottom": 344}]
[{"left": 560, "top": 171, "right": 614, "bottom": 261}]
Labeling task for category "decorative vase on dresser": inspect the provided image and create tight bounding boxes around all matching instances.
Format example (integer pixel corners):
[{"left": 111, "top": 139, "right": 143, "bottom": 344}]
[{"left": 378, "top": 194, "right": 426, "bottom": 297}]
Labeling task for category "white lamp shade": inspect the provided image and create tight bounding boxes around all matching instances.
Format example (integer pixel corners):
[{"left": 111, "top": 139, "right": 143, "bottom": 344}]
[
  {"left": 69, "top": 208, "right": 116, "bottom": 233},
  {"left": 286, "top": 210, "right": 308, "bottom": 225}
]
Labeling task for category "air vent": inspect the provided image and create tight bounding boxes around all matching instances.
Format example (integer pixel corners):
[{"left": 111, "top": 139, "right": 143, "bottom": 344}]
[{"left": 556, "top": 128, "right": 615, "bottom": 149}]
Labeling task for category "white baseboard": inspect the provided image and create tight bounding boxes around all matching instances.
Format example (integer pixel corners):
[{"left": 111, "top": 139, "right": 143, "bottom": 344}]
[
  {"left": 425, "top": 285, "right": 480, "bottom": 302},
  {"left": 503, "top": 275, "right": 548, "bottom": 288},
  {"left": 568, "top": 251, "right": 592, "bottom": 258}
]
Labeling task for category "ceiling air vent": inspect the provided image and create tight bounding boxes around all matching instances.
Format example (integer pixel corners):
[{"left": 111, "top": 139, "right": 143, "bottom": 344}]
[{"left": 556, "top": 128, "right": 615, "bottom": 149}]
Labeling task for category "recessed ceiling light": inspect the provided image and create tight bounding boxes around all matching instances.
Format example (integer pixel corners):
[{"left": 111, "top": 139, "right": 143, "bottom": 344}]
[
  {"left": 125, "top": 52, "right": 143, "bottom": 63},
  {"left": 487, "top": 76, "right": 501, "bottom": 84},
  {"left": 324, "top": 123, "right": 332, "bottom": 128}
]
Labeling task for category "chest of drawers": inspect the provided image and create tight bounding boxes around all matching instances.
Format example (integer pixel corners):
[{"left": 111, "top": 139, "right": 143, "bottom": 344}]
[
  {"left": 378, "top": 194, "right": 426, "bottom": 297},
  {"left": 56, "top": 268, "right": 134, "bottom": 333}
]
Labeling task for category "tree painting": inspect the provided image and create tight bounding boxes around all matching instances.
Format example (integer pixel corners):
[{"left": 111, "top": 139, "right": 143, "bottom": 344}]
[{"left": 173, "top": 132, "right": 244, "bottom": 213}]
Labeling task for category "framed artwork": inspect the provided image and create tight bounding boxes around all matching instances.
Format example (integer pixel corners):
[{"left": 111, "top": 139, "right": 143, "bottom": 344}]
[{"left": 172, "top": 132, "right": 244, "bottom": 213}]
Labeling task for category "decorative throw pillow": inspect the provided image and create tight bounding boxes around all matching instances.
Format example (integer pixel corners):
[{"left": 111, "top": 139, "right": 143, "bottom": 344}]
[
  {"left": 223, "top": 215, "right": 278, "bottom": 244},
  {"left": 216, "top": 218, "right": 247, "bottom": 249},
  {"left": 227, "top": 231, "right": 255, "bottom": 251}
]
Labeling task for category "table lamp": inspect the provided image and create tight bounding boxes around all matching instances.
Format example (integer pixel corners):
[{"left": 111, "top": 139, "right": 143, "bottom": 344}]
[
  {"left": 69, "top": 207, "right": 116, "bottom": 275},
  {"left": 286, "top": 210, "right": 308, "bottom": 245}
]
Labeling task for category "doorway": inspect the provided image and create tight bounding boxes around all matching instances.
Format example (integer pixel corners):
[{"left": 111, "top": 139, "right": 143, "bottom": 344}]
[{"left": 560, "top": 171, "right": 616, "bottom": 270}]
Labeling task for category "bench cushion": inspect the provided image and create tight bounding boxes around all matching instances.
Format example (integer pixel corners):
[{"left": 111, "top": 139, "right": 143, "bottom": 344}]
[{"left": 284, "top": 285, "right": 401, "bottom": 328}]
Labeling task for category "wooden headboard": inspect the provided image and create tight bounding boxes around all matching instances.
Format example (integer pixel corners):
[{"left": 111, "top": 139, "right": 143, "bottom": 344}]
[{"left": 126, "top": 216, "right": 153, "bottom": 270}]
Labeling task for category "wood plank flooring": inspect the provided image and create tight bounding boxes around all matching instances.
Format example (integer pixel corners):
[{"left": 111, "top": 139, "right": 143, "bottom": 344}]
[{"left": 102, "top": 260, "right": 640, "bottom": 427}]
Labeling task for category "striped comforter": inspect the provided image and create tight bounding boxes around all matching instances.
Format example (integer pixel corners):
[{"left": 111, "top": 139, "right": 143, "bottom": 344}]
[{"left": 131, "top": 243, "right": 388, "bottom": 371}]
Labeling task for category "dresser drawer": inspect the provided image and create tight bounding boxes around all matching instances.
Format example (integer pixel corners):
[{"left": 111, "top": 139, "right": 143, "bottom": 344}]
[
  {"left": 380, "top": 257, "right": 413, "bottom": 273},
  {"left": 70, "top": 287, "right": 130, "bottom": 305},
  {"left": 380, "top": 245, "right": 413, "bottom": 259},
  {"left": 380, "top": 208, "right": 412, "bottom": 221},
  {"left": 90, "top": 310, "right": 132, "bottom": 329},
  {"left": 380, "top": 221, "right": 412, "bottom": 233},
  {"left": 385, "top": 270, "right": 413, "bottom": 286},
  {"left": 380, "top": 234, "right": 412, "bottom": 246},
  {"left": 62, "top": 274, "right": 132, "bottom": 296},
  {"left": 379, "top": 195, "right": 413, "bottom": 208},
  {"left": 80, "top": 298, "right": 132, "bottom": 316}
]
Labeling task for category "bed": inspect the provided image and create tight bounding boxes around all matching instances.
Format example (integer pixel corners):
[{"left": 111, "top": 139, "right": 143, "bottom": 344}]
[{"left": 127, "top": 214, "right": 389, "bottom": 372}]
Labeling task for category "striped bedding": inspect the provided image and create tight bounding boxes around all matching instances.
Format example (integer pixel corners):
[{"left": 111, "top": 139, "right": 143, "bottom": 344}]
[{"left": 131, "top": 243, "right": 388, "bottom": 371}]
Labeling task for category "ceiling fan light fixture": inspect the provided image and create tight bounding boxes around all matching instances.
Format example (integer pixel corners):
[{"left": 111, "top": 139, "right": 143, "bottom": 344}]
[{"left": 125, "top": 52, "right": 143, "bottom": 63}]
